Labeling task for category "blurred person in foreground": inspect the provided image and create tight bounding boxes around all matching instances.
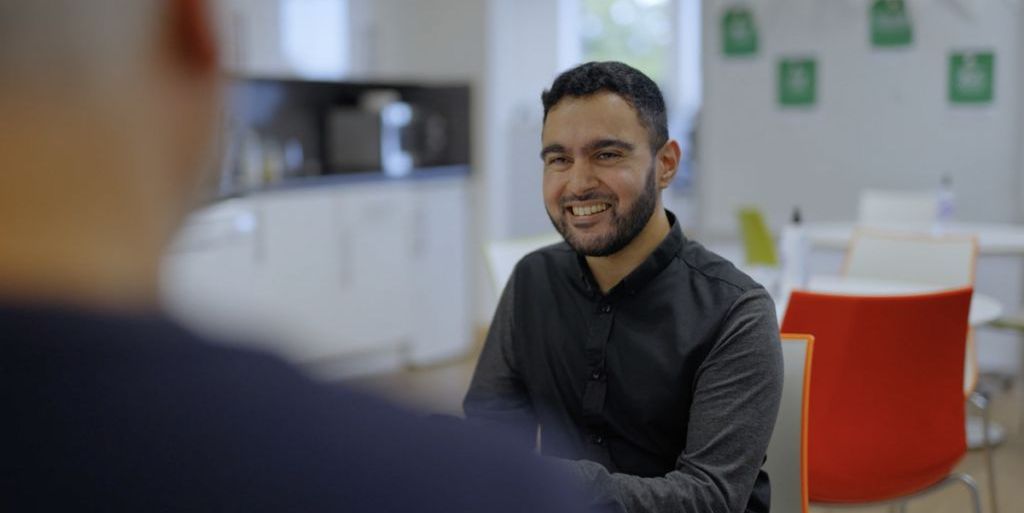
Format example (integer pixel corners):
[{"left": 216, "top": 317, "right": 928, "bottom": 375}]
[
  {"left": 0, "top": 1, "right": 593, "bottom": 511},
  {"left": 464, "top": 62, "right": 783, "bottom": 513}
]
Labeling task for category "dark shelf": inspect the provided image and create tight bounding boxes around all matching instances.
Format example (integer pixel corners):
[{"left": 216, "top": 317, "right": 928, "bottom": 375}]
[{"left": 214, "top": 77, "right": 472, "bottom": 199}]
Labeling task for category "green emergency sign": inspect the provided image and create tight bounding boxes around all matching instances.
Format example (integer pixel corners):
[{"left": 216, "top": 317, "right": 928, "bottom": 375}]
[
  {"left": 871, "top": 0, "right": 913, "bottom": 48},
  {"left": 949, "top": 51, "right": 995, "bottom": 104},
  {"left": 778, "top": 58, "right": 816, "bottom": 107},
  {"left": 722, "top": 7, "right": 758, "bottom": 57}
]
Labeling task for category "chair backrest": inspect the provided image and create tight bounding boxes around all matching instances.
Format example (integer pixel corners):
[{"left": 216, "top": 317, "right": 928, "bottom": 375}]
[
  {"left": 483, "top": 233, "right": 562, "bottom": 297},
  {"left": 780, "top": 288, "right": 972, "bottom": 503},
  {"left": 767, "top": 334, "right": 814, "bottom": 513},
  {"left": 857, "top": 189, "right": 937, "bottom": 228},
  {"left": 843, "top": 230, "right": 978, "bottom": 288},
  {"left": 737, "top": 207, "right": 779, "bottom": 267}
]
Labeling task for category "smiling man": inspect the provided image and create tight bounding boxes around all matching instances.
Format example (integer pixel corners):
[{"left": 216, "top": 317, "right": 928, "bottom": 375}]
[{"left": 464, "top": 62, "right": 784, "bottom": 513}]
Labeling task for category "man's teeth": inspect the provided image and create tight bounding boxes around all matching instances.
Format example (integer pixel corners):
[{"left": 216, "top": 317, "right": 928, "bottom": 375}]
[{"left": 571, "top": 204, "right": 610, "bottom": 216}]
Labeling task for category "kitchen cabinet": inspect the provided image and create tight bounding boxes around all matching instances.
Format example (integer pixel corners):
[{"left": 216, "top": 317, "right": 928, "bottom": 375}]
[
  {"left": 406, "top": 179, "right": 472, "bottom": 365},
  {"left": 162, "top": 176, "right": 472, "bottom": 378},
  {"left": 161, "top": 199, "right": 273, "bottom": 347},
  {"left": 250, "top": 187, "right": 359, "bottom": 361}
]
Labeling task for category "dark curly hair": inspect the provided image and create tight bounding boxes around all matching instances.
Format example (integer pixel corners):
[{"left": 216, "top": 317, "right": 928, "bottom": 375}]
[{"left": 541, "top": 61, "right": 668, "bottom": 152}]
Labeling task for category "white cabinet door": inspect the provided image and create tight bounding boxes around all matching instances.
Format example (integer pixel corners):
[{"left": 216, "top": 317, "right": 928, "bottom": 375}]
[
  {"left": 163, "top": 178, "right": 470, "bottom": 373},
  {"left": 338, "top": 182, "right": 415, "bottom": 352},
  {"left": 256, "top": 182, "right": 418, "bottom": 363},
  {"left": 406, "top": 178, "right": 472, "bottom": 365},
  {"left": 250, "top": 189, "right": 342, "bottom": 360}
]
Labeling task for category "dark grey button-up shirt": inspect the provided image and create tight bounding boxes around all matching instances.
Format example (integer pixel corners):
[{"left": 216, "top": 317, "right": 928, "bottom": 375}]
[{"left": 464, "top": 212, "right": 783, "bottom": 513}]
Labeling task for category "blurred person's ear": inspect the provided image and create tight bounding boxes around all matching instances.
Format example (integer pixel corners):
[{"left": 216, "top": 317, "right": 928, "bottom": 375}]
[
  {"left": 171, "top": 0, "right": 217, "bottom": 73},
  {"left": 153, "top": 0, "right": 222, "bottom": 228}
]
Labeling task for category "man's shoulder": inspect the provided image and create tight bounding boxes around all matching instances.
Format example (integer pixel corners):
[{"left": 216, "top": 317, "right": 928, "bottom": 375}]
[{"left": 674, "top": 237, "right": 765, "bottom": 297}]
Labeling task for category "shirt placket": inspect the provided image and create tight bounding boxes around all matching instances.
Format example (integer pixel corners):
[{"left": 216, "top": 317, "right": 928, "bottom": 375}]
[{"left": 580, "top": 298, "right": 614, "bottom": 462}]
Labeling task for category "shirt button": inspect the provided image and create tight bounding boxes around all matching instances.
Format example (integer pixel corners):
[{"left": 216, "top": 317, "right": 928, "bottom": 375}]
[
  {"left": 601, "top": 304, "right": 612, "bottom": 314},
  {"left": 591, "top": 434, "right": 605, "bottom": 445},
  {"left": 591, "top": 369, "right": 604, "bottom": 380}
]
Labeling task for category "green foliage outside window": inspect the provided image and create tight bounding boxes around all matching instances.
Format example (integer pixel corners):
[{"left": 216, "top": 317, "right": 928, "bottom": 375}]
[{"left": 581, "top": 0, "right": 672, "bottom": 86}]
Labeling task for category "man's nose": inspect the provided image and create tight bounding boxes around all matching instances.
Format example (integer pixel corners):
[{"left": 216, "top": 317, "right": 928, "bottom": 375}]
[{"left": 565, "top": 160, "right": 599, "bottom": 197}]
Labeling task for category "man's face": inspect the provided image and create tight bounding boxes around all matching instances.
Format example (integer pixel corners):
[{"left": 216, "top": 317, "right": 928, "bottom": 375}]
[{"left": 541, "top": 92, "right": 662, "bottom": 257}]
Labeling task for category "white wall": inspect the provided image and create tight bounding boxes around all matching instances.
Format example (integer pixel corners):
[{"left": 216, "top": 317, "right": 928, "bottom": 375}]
[
  {"left": 698, "top": 0, "right": 1023, "bottom": 236},
  {"left": 484, "top": 0, "right": 569, "bottom": 241},
  {"left": 348, "top": 0, "right": 486, "bottom": 81},
  {"left": 217, "top": 0, "right": 291, "bottom": 75}
]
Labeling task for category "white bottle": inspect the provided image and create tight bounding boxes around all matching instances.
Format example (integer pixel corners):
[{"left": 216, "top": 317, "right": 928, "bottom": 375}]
[
  {"left": 778, "top": 207, "right": 809, "bottom": 309},
  {"left": 934, "top": 174, "right": 955, "bottom": 235}
]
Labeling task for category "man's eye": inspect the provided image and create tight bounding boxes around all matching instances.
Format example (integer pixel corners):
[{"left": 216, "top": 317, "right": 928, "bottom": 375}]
[
  {"left": 547, "top": 157, "right": 568, "bottom": 166},
  {"left": 596, "top": 152, "right": 621, "bottom": 160}
]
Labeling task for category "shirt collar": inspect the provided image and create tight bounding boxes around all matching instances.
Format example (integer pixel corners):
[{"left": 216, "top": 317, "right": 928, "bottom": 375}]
[{"left": 575, "top": 210, "right": 685, "bottom": 300}]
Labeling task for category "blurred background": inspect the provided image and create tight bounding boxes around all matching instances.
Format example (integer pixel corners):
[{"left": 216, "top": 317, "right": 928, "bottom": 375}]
[
  {"left": 164, "top": 0, "right": 1023, "bottom": 376},
  {"left": 157, "top": 1, "right": 1024, "bottom": 509}
]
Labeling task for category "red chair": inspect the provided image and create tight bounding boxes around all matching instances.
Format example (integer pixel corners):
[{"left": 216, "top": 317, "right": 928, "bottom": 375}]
[{"left": 780, "top": 288, "right": 982, "bottom": 511}]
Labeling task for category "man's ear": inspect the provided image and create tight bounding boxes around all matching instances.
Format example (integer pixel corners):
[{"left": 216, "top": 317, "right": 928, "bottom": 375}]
[
  {"left": 655, "top": 139, "right": 681, "bottom": 190},
  {"left": 171, "top": 0, "right": 217, "bottom": 72}
]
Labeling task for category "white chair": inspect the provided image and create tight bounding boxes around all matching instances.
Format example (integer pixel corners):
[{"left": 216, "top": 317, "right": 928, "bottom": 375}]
[
  {"left": 766, "top": 334, "right": 813, "bottom": 513},
  {"left": 483, "top": 233, "right": 562, "bottom": 297},
  {"left": 842, "top": 230, "right": 979, "bottom": 396},
  {"left": 843, "top": 230, "right": 977, "bottom": 288},
  {"left": 857, "top": 189, "right": 938, "bottom": 228}
]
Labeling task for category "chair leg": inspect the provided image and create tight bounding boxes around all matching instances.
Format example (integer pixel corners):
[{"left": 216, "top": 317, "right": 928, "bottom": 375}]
[
  {"left": 951, "top": 472, "right": 984, "bottom": 513},
  {"left": 980, "top": 393, "right": 1000, "bottom": 513}
]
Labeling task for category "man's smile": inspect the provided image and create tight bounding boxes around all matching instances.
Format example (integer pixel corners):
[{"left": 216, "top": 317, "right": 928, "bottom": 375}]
[{"left": 565, "top": 201, "right": 612, "bottom": 217}]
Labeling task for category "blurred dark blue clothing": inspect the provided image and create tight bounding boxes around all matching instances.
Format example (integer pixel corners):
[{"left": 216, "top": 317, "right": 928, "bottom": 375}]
[{"left": 0, "top": 305, "right": 589, "bottom": 512}]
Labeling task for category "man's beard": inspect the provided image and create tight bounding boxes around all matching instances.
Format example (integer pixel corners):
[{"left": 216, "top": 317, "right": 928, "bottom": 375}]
[{"left": 548, "top": 163, "right": 658, "bottom": 257}]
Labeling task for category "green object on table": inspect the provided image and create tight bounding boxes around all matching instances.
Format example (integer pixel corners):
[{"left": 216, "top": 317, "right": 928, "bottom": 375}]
[
  {"left": 722, "top": 7, "right": 758, "bottom": 57},
  {"left": 738, "top": 207, "right": 778, "bottom": 267},
  {"left": 778, "top": 58, "right": 816, "bottom": 107},
  {"left": 949, "top": 51, "right": 995, "bottom": 104},
  {"left": 871, "top": 0, "right": 913, "bottom": 47}
]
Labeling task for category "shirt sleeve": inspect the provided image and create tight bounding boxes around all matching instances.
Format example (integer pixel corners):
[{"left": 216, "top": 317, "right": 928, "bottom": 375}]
[
  {"left": 558, "top": 288, "right": 784, "bottom": 513},
  {"left": 462, "top": 275, "right": 539, "bottom": 447}
]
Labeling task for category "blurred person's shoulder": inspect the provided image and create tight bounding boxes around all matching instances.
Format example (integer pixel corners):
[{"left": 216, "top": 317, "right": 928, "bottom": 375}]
[{"left": 0, "top": 304, "right": 592, "bottom": 512}]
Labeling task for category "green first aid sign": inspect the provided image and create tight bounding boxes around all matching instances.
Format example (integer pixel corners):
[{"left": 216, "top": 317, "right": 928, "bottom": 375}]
[
  {"left": 778, "top": 58, "right": 816, "bottom": 107},
  {"left": 722, "top": 7, "right": 758, "bottom": 56},
  {"left": 949, "top": 51, "right": 995, "bottom": 104},
  {"left": 871, "top": 0, "right": 912, "bottom": 47}
]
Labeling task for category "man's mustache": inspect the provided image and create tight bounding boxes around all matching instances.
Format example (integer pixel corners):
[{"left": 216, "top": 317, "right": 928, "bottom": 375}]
[{"left": 559, "top": 193, "right": 617, "bottom": 208}]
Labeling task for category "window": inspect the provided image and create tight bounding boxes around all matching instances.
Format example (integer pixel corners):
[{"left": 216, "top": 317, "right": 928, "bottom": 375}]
[
  {"left": 568, "top": 0, "right": 702, "bottom": 190},
  {"left": 580, "top": 0, "right": 674, "bottom": 85}
]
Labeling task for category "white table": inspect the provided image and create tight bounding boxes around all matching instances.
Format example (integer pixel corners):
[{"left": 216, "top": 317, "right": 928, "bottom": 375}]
[{"left": 803, "top": 221, "right": 1024, "bottom": 255}]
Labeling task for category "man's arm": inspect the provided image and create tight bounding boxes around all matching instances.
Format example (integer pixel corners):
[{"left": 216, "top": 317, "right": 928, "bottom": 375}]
[
  {"left": 560, "top": 288, "right": 784, "bottom": 513},
  {"left": 463, "top": 276, "right": 539, "bottom": 446}
]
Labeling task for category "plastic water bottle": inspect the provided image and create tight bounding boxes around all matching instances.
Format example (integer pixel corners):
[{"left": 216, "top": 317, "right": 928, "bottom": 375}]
[
  {"left": 778, "top": 207, "right": 809, "bottom": 309},
  {"left": 934, "top": 174, "right": 955, "bottom": 234}
]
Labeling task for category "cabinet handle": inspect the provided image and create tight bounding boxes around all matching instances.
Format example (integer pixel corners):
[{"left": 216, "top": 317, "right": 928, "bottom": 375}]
[{"left": 339, "top": 226, "right": 354, "bottom": 289}]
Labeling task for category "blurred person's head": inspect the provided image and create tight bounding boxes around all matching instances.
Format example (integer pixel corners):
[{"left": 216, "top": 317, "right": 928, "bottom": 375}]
[
  {"left": 540, "top": 61, "right": 680, "bottom": 257},
  {"left": 0, "top": 0, "right": 219, "bottom": 311}
]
